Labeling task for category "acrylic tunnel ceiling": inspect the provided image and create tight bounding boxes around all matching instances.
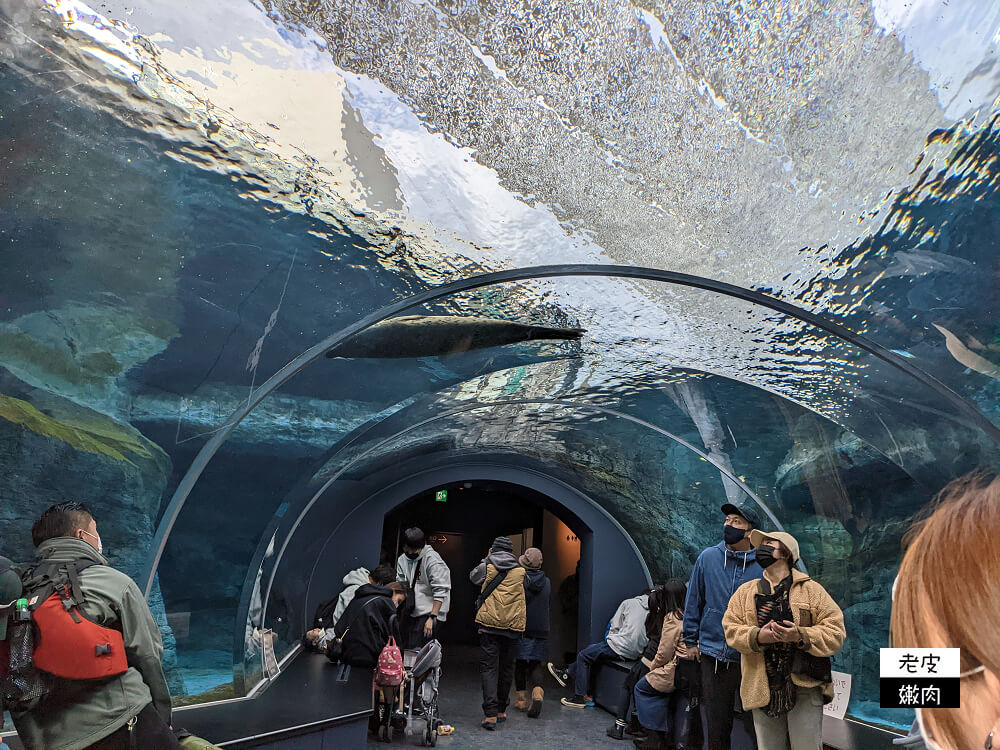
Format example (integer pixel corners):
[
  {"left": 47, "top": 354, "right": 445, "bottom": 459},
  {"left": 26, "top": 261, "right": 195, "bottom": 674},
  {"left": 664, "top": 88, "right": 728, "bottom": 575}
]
[{"left": 1, "top": 0, "right": 999, "bottom": 729}]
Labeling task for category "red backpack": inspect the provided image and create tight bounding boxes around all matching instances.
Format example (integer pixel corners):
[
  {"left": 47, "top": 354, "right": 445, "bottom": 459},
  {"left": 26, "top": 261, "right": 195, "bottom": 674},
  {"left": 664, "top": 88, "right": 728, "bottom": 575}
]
[
  {"left": 0, "top": 558, "right": 128, "bottom": 713},
  {"left": 374, "top": 636, "right": 404, "bottom": 687}
]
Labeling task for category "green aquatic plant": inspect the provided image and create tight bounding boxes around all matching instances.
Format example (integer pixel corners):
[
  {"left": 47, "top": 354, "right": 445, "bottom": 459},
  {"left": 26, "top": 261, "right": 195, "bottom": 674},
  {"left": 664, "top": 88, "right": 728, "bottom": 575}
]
[{"left": 0, "top": 393, "right": 153, "bottom": 465}]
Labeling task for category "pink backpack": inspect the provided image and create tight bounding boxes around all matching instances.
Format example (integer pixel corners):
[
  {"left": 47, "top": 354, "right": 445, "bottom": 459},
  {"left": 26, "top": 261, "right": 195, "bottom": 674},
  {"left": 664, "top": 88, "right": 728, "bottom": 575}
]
[{"left": 374, "top": 636, "right": 404, "bottom": 686}]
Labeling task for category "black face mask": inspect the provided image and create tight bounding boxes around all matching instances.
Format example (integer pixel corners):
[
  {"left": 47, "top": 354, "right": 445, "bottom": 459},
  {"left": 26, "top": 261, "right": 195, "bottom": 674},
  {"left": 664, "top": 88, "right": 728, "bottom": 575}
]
[
  {"left": 723, "top": 524, "right": 747, "bottom": 546},
  {"left": 404, "top": 551, "right": 420, "bottom": 560},
  {"left": 754, "top": 544, "right": 780, "bottom": 569}
]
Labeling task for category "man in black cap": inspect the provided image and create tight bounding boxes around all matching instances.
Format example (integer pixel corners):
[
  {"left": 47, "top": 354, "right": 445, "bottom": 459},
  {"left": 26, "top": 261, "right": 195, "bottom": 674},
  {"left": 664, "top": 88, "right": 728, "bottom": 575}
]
[
  {"left": 681, "top": 503, "right": 764, "bottom": 750},
  {"left": 469, "top": 537, "right": 526, "bottom": 730}
]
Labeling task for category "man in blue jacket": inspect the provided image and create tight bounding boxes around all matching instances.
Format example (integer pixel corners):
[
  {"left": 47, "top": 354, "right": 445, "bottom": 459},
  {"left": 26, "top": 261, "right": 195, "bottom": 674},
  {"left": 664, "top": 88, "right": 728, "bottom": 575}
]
[{"left": 683, "top": 503, "right": 763, "bottom": 750}]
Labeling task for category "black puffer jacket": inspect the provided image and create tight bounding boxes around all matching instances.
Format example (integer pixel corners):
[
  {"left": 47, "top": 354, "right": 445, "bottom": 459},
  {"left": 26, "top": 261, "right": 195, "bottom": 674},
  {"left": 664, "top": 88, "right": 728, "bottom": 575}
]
[
  {"left": 523, "top": 569, "right": 551, "bottom": 638},
  {"left": 329, "top": 584, "right": 398, "bottom": 667}
]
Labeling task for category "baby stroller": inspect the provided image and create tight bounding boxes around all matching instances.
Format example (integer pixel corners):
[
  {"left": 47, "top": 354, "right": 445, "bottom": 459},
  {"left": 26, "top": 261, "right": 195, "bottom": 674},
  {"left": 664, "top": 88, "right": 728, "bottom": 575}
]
[{"left": 373, "top": 639, "right": 442, "bottom": 746}]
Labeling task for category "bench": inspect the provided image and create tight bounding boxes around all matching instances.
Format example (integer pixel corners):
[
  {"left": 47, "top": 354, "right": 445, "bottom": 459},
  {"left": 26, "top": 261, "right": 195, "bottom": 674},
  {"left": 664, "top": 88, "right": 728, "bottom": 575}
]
[{"left": 592, "top": 657, "right": 636, "bottom": 715}]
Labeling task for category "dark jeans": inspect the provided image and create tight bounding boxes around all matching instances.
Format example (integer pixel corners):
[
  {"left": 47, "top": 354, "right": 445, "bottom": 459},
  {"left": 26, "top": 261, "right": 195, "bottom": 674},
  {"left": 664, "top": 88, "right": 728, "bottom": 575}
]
[
  {"left": 616, "top": 660, "right": 650, "bottom": 721},
  {"left": 480, "top": 632, "right": 518, "bottom": 717},
  {"left": 84, "top": 703, "right": 179, "bottom": 750},
  {"left": 514, "top": 659, "right": 544, "bottom": 691},
  {"left": 403, "top": 614, "right": 440, "bottom": 649},
  {"left": 701, "top": 655, "right": 756, "bottom": 750},
  {"left": 567, "top": 639, "right": 618, "bottom": 697}
]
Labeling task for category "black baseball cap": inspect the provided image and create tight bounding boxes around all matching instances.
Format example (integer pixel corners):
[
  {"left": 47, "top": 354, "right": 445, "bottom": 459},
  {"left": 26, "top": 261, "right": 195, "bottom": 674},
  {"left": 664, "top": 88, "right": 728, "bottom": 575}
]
[{"left": 721, "top": 503, "right": 761, "bottom": 529}]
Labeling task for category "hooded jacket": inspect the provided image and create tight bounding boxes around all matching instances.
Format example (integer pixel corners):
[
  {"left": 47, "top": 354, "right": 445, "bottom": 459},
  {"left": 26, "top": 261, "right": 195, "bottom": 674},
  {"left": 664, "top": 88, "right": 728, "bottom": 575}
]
[
  {"left": 397, "top": 545, "right": 451, "bottom": 621},
  {"left": 310, "top": 567, "right": 370, "bottom": 650},
  {"left": 331, "top": 584, "right": 399, "bottom": 667},
  {"left": 312, "top": 567, "right": 369, "bottom": 629},
  {"left": 722, "top": 569, "right": 846, "bottom": 710},
  {"left": 605, "top": 594, "right": 650, "bottom": 660},
  {"left": 470, "top": 551, "right": 526, "bottom": 635},
  {"left": 12, "top": 538, "right": 171, "bottom": 750},
  {"left": 682, "top": 541, "right": 763, "bottom": 663},
  {"left": 523, "top": 569, "right": 551, "bottom": 638}
]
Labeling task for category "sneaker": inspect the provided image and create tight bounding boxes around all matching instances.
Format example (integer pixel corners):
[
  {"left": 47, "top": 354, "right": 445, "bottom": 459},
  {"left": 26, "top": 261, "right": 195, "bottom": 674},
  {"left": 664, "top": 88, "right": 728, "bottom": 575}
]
[
  {"left": 560, "top": 694, "right": 589, "bottom": 708},
  {"left": 546, "top": 662, "right": 569, "bottom": 688},
  {"left": 607, "top": 720, "right": 627, "bottom": 739},
  {"left": 585, "top": 696, "right": 596, "bottom": 707},
  {"left": 481, "top": 717, "right": 497, "bottom": 731}
]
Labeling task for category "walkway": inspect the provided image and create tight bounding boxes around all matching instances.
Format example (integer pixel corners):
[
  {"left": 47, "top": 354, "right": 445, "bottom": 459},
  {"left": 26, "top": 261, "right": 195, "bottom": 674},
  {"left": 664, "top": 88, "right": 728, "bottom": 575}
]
[{"left": 367, "top": 645, "right": 628, "bottom": 749}]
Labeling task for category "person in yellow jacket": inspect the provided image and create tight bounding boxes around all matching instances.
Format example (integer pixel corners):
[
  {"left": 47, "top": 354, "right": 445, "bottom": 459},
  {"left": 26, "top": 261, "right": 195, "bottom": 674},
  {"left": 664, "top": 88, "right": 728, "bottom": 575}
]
[
  {"left": 722, "top": 530, "right": 845, "bottom": 750},
  {"left": 470, "top": 536, "right": 527, "bottom": 730}
]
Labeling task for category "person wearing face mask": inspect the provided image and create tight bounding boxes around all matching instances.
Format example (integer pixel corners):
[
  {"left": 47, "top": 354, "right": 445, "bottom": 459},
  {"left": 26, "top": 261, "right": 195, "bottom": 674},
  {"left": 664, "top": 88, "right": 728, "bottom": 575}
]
[
  {"left": 681, "top": 504, "right": 764, "bottom": 749},
  {"left": 722, "top": 530, "right": 845, "bottom": 750},
  {"left": 891, "top": 469, "right": 1000, "bottom": 750},
  {"left": 396, "top": 527, "right": 451, "bottom": 649},
  {"left": 11, "top": 502, "right": 178, "bottom": 750}
]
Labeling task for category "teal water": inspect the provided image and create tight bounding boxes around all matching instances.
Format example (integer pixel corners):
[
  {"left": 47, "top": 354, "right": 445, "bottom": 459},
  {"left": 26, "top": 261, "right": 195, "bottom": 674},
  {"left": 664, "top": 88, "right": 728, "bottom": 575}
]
[{"left": 3, "top": 0, "right": 1000, "bottom": 733}]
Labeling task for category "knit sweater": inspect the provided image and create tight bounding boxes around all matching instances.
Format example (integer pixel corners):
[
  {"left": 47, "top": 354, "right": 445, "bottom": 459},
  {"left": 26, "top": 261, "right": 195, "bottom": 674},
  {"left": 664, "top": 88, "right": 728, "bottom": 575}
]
[{"left": 722, "top": 569, "right": 846, "bottom": 711}]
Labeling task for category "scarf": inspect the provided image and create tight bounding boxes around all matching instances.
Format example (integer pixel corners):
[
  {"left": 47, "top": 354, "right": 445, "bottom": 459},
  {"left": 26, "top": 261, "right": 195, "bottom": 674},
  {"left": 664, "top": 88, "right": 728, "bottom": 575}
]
[{"left": 755, "top": 576, "right": 797, "bottom": 717}]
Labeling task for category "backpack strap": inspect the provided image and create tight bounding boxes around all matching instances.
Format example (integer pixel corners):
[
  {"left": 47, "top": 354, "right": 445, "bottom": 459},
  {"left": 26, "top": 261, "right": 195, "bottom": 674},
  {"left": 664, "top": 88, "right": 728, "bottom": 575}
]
[
  {"left": 409, "top": 559, "right": 422, "bottom": 589},
  {"left": 475, "top": 567, "right": 509, "bottom": 611},
  {"left": 21, "top": 558, "right": 103, "bottom": 620}
]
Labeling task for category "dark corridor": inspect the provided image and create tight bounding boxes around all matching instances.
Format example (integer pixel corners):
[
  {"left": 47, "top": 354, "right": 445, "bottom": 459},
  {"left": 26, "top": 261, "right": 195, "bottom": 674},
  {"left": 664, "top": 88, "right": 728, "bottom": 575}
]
[{"left": 382, "top": 480, "right": 580, "bottom": 654}]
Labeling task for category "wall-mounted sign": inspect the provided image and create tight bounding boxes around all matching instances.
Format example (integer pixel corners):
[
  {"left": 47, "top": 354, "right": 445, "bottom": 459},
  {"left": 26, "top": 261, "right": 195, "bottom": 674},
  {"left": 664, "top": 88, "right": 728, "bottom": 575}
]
[
  {"left": 824, "top": 670, "right": 851, "bottom": 720},
  {"left": 435, "top": 489, "right": 448, "bottom": 502}
]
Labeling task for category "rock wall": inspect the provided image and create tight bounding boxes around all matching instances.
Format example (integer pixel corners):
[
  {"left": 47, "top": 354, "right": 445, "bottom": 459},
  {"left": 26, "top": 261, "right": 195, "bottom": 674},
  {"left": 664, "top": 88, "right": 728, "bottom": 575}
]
[{"left": 0, "top": 372, "right": 185, "bottom": 695}]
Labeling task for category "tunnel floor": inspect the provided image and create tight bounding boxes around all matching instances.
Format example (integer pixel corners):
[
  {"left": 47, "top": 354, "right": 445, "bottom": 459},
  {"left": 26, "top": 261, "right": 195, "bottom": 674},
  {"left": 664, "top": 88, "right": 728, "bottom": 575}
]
[{"left": 366, "top": 645, "right": 627, "bottom": 750}]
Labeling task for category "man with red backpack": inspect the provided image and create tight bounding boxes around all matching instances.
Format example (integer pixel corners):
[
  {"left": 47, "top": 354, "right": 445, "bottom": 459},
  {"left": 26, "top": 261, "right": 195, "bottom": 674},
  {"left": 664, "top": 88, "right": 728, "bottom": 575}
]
[{"left": 9, "top": 502, "right": 178, "bottom": 750}]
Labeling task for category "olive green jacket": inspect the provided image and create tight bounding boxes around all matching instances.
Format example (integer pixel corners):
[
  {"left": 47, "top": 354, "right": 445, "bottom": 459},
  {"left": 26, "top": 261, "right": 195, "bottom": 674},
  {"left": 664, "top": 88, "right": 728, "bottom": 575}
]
[{"left": 12, "top": 538, "right": 172, "bottom": 750}]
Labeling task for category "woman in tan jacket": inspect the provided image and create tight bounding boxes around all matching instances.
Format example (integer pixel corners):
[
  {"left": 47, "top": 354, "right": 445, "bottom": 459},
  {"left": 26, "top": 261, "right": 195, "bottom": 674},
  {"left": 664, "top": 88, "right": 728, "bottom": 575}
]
[
  {"left": 722, "top": 530, "right": 845, "bottom": 750},
  {"left": 632, "top": 580, "right": 692, "bottom": 750}
]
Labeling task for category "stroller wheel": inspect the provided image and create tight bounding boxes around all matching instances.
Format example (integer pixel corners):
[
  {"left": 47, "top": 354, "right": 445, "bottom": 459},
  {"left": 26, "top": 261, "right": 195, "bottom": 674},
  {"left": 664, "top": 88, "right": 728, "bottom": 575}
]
[{"left": 423, "top": 726, "right": 437, "bottom": 746}]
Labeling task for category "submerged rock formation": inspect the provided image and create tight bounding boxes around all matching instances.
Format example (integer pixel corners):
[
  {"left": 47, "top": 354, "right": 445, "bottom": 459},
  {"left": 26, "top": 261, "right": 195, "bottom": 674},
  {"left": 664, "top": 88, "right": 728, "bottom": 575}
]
[{"left": 0, "top": 372, "right": 184, "bottom": 695}]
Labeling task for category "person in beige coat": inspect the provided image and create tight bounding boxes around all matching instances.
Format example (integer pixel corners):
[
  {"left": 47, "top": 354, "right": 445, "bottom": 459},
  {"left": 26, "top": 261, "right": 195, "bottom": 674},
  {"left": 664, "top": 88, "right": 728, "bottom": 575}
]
[
  {"left": 632, "top": 580, "right": 693, "bottom": 750},
  {"left": 723, "top": 530, "right": 845, "bottom": 750}
]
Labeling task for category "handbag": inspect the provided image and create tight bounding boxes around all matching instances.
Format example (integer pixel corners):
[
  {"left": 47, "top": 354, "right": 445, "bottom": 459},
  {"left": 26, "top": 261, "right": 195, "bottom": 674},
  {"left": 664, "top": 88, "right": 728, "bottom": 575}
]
[
  {"left": 792, "top": 650, "right": 832, "bottom": 683},
  {"left": 402, "top": 560, "right": 422, "bottom": 619},
  {"left": 675, "top": 657, "right": 701, "bottom": 698}
]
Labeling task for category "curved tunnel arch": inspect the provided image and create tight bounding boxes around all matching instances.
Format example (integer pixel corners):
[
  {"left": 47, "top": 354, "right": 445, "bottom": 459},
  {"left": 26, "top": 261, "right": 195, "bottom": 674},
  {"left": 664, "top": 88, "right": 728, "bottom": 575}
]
[
  {"left": 237, "top": 393, "right": 843, "bottom": 682},
  {"left": 143, "top": 264, "right": 1000, "bottom": 598},
  {"left": 249, "top": 397, "right": 797, "bottom": 657}
]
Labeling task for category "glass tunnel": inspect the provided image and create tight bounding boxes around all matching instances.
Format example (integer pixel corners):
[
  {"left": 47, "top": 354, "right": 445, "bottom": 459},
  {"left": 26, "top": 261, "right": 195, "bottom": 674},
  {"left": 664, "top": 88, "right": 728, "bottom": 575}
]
[{"left": 1, "top": 0, "right": 999, "bottom": 743}]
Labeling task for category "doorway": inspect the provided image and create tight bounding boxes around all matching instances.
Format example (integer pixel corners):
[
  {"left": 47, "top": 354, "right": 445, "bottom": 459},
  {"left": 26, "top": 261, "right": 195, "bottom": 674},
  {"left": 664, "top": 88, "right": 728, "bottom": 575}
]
[{"left": 381, "top": 480, "right": 580, "bottom": 650}]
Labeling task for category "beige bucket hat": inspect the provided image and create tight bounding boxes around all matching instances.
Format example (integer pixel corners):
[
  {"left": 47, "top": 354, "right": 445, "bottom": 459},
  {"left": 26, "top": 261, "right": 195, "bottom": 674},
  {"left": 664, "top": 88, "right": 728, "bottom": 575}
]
[{"left": 749, "top": 529, "right": 801, "bottom": 563}]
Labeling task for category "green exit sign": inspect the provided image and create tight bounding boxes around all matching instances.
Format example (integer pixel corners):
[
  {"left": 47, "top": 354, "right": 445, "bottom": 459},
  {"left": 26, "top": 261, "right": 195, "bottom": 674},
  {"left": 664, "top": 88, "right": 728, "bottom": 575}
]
[{"left": 435, "top": 489, "right": 448, "bottom": 502}]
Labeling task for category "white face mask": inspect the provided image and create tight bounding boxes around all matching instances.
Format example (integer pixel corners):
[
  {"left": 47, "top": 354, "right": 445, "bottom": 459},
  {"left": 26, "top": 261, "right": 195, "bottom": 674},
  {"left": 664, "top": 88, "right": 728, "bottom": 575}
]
[
  {"left": 915, "top": 709, "right": 943, "bottom": 750},
  {"left": 81, "top": 529, "right": 103, "bottom": 555}
]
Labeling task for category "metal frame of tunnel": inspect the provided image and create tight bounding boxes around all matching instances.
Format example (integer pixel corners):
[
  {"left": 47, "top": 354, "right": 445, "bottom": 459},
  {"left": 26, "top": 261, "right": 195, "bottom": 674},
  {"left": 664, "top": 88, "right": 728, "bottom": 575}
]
[{"left": 143, "top": 263, "right": 1000, "bottom": 598}]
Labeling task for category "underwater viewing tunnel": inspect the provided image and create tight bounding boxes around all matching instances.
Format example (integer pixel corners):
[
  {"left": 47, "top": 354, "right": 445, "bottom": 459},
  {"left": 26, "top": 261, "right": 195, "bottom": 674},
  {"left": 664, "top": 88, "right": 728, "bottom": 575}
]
[{"left": 2, "top": 0, "right": 1000, "bottom": 748}]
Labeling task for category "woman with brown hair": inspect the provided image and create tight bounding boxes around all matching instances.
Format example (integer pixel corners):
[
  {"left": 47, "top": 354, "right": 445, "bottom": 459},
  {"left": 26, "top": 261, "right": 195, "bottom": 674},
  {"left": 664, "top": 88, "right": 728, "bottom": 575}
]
[
  {"left": 890, "top": 470, "right": 1000, "bottom": 750},
  {"left": 723, "top": 530, "right": 845, "bottom": 749}
]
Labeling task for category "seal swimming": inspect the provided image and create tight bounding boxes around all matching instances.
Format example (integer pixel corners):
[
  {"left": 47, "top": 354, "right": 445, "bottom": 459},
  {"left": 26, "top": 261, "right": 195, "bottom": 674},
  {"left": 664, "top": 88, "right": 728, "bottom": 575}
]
[{"left": 324, "top": 315, "right": 585, "bottom": 359}]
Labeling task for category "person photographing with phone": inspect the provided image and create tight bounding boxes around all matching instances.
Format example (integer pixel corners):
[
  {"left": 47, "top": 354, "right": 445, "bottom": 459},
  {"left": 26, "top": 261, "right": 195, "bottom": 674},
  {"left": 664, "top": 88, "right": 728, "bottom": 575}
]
[{"left": 722, "top": 530, "right": 846, "bottom": 750}]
